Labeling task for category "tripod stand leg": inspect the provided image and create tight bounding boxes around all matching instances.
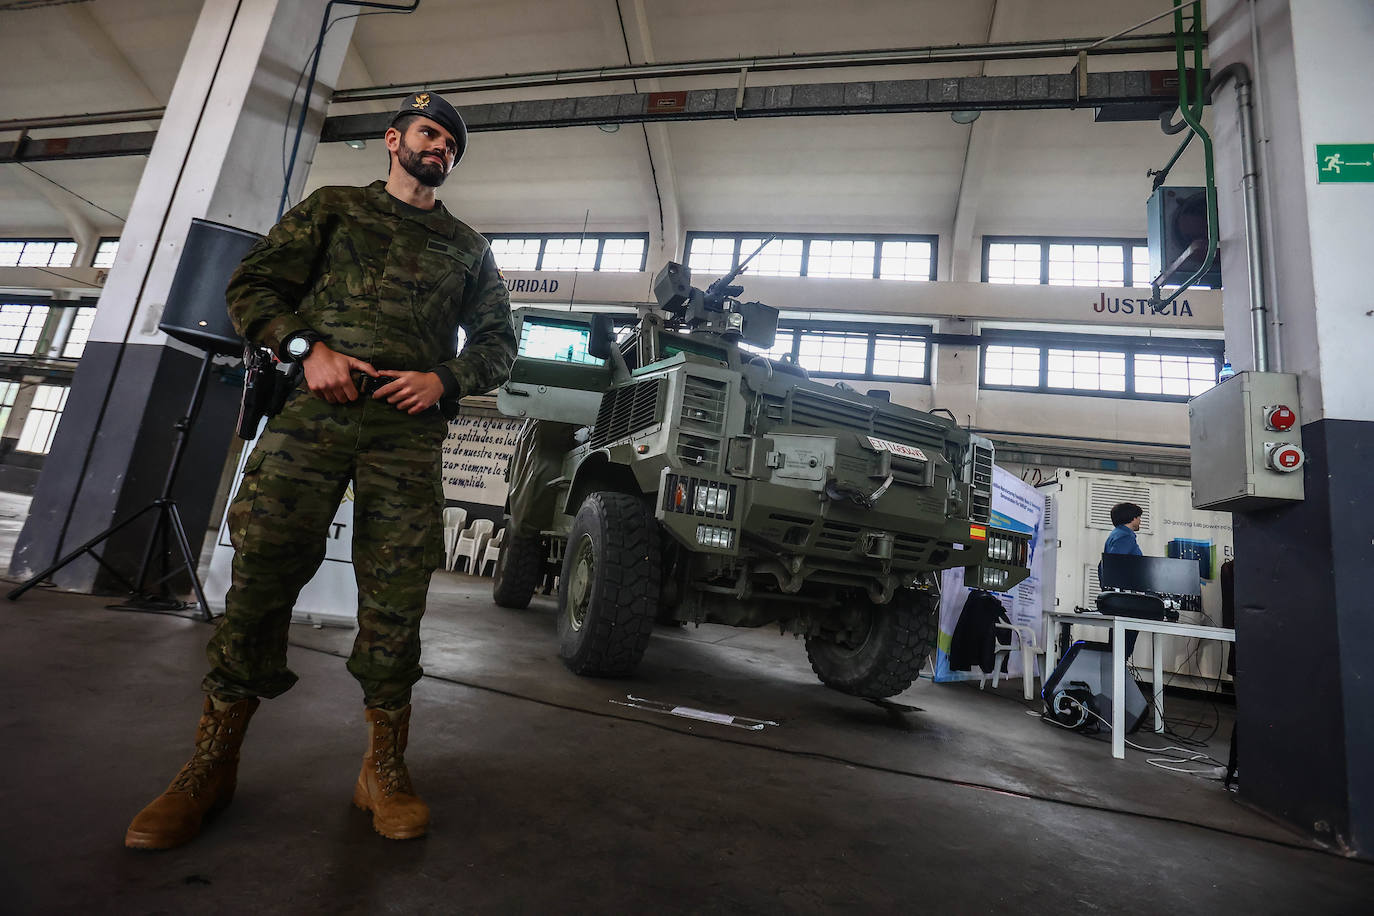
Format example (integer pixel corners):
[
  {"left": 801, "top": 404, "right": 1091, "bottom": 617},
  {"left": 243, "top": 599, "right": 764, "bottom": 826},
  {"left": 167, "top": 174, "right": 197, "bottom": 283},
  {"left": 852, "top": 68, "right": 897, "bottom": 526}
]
[
  {"left": 164, "top": 501, "right": 213, "bottom": 622},
  {"left": 6, "top": 504, "right": 157, "bottom": 600}
]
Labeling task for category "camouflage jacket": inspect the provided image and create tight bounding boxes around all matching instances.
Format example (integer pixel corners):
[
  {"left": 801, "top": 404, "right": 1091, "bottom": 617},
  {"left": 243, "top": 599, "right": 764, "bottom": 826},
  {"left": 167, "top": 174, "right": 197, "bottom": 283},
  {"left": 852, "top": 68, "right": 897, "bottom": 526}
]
[{"left": 226, "top": 180, "right": 516, "bottom": 416}]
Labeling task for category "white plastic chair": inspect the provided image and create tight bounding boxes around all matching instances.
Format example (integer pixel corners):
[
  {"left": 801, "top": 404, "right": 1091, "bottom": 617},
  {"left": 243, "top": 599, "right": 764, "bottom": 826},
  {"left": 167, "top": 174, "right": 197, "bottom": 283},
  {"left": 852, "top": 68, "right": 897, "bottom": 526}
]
[
  {"left": 478, "top": 527, "right": 505, "bottom": 576},
  {"left": 441, "top": 507, "right": 468, "bottom": 572},
  {"left": 978, "top": 621, "right": 1044, "bottom": 700},
  {"left": 452, "top": 518, "right": 494, "bottom": 573}
]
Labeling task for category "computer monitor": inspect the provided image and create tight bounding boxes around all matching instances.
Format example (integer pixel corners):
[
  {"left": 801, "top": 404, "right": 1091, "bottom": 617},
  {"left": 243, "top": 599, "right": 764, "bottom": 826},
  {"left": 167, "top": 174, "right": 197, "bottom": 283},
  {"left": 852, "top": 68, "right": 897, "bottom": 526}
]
[{"left": 1099, "top": 554, "right": 1201, "bottom": 597}]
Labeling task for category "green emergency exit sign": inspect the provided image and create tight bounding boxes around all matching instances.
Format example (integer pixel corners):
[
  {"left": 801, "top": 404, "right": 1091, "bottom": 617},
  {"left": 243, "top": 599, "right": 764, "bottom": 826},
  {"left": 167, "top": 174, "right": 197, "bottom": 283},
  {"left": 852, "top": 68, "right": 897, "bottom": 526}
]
[{"left": 1317, "top": 144, "right": 1374, "bottom": 182}]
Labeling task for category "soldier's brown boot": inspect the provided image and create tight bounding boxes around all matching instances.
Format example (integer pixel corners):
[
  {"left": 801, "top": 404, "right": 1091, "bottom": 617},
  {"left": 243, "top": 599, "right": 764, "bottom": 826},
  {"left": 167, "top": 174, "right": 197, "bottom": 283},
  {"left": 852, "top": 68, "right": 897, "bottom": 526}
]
[
  {"left": 124, "top": 696, "right": 259, "bottom": 849},
  {"left": 352, "top": 705, "right": 429, "bottom": 839}
]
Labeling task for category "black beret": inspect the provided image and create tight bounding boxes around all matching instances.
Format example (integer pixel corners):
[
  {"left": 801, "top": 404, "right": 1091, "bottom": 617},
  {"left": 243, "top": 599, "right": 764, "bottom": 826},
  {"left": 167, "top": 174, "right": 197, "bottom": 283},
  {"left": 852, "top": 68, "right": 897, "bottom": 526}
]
[{"left": 391, "top": 91, "right": 468, "bottom": 164}]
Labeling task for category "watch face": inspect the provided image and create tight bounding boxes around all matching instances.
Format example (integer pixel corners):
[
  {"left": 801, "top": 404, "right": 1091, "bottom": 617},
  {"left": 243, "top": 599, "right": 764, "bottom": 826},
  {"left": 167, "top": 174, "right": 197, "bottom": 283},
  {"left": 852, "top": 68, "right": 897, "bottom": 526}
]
[{"left": 289, "top": 337, "right": 310, "bottom": 358}]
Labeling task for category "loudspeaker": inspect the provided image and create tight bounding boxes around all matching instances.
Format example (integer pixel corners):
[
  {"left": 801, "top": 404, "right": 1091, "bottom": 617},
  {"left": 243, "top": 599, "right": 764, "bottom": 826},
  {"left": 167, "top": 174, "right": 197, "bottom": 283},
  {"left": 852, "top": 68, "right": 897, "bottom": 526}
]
[
  {"left": 1043, "top": 641, "right": 1148, "bottom": 734},
  {"left": 158, "top": 218, "right": 262, "bottom": 357}
]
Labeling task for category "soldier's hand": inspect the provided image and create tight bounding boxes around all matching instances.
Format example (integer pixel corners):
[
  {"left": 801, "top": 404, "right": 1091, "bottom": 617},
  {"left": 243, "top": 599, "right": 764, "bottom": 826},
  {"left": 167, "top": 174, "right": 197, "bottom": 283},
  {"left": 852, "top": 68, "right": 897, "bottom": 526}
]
[
  {"left": 374, "top": 370, "right": 445, "bottom": 415},
  {"left": 302, "top": 344, "right": 377, "bottom": 404}
]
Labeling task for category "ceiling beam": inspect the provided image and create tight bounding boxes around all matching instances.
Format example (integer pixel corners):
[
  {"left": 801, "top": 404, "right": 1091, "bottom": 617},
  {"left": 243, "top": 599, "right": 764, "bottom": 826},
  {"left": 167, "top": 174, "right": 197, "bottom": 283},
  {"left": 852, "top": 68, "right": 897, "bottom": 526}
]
[
  {"left": 1, "top": 69, "right": 1183, "bottom": 163},
  {"left": 331, "top": 33, "right": 1188, "bottom": 102},
  {"left": 323, "top": 69, "right": 1181, "bottom": 138}
]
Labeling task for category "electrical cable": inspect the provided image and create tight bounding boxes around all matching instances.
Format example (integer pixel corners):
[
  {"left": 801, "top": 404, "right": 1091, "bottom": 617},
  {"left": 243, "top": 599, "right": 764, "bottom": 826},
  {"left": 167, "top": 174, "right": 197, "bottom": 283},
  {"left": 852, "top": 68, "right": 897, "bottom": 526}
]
[
  {"left": 613, "top": 0, "right": 667, "bottom": 246},
  {"left": 275, "top": 635, "right": 1355, "bottom": 860},
  {"left": 278, "top": 1, "right": 422, "bottom": 219},
  {"left": 16, "top": 163, "right": 127, "bottom": 223}
]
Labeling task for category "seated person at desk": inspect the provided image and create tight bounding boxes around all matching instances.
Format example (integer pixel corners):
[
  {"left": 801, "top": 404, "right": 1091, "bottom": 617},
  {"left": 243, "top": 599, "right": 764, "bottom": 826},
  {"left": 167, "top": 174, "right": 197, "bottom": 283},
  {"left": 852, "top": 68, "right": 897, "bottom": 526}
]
[
  {"left": 1102, "top": 502, "right": 1144, "bottom": 655},
  {"left": 1104, "top": 502, "right": 1143, "bottom": 558}
]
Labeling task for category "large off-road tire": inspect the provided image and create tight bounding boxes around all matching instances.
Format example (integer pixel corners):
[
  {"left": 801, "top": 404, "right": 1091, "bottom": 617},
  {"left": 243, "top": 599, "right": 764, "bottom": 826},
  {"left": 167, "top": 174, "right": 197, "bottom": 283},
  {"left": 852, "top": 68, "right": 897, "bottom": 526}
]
[
  {"left": 492, "top": 531, "right": 545, "bottom": 609},
  {"left": 557, "top": 491, "right": 661, "bottom": 676},
  {"left": 805, "top": 590, "right": 937, "bottom": 698}
]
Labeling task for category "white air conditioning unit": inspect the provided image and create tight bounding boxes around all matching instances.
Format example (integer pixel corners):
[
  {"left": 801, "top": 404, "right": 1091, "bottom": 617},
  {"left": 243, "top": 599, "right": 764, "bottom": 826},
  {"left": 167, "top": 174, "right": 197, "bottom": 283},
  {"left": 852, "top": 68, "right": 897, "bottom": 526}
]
[{"left": 1041, "top": 469, "right": 1235, "bottom": 686}]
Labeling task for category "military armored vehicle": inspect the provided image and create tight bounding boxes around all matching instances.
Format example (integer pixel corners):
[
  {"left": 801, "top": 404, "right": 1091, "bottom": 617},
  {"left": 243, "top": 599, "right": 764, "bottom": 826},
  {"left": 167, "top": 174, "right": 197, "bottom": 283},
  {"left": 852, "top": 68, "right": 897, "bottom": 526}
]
[{"left": 492, "top": 254, "right": 1031, "bottom": 698}]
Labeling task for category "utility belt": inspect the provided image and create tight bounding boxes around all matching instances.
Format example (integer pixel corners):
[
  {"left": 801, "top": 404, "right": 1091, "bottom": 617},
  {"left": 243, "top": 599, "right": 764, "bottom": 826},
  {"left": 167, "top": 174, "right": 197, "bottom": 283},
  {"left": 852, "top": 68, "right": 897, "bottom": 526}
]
[{"left": 237, "top": 351, "right": 457, "bottom": 439}]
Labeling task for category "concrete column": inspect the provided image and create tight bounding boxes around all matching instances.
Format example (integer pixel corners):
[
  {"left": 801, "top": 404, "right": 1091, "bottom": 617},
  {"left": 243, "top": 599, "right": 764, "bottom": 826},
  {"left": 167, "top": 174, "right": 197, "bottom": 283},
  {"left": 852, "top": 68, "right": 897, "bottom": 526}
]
[
  {"left": 10, "top": 0, "right": 357, "bottom": 594},
  {"left": 1209, "top": 0, "right": 1374, "bottom": 856}
]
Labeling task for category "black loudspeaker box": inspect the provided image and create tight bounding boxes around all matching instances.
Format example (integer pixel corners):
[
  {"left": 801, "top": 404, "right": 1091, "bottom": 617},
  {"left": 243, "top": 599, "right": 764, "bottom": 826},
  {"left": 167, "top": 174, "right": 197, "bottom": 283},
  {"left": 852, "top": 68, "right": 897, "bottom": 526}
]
[{"left": 158, "top": 218, "right": 262, "bottom": 357}]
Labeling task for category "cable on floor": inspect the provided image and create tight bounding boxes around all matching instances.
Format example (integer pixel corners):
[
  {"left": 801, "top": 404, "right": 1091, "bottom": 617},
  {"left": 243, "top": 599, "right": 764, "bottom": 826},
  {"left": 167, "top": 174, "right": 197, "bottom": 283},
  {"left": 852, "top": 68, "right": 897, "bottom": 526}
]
[{"left": 283, "top": 635, "right": 1356, "bottom": 862}]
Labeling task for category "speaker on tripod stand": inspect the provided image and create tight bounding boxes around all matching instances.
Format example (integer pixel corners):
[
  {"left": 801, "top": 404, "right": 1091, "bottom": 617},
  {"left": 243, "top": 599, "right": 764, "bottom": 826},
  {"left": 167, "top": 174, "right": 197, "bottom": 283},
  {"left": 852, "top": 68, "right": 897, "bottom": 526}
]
[{"left": 7, "top": 218, "right": 262, "bottom": 619}]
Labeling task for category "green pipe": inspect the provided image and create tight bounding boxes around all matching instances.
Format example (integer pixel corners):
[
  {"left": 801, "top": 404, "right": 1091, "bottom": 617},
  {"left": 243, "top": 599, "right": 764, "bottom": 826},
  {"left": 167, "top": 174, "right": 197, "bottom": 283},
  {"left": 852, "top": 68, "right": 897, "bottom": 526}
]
[{"left": 1150, "top": 2, "right": 1219, "bottom": 314}]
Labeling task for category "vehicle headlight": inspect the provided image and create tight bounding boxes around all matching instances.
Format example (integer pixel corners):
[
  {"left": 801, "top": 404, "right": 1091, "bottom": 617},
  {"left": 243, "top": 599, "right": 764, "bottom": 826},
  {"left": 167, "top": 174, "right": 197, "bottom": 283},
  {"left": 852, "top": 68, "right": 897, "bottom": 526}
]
[
  {"left": 694, "top": 484, "right": 730, "bottom": 516},
  {"left": 695, "top": 525, "right": 734, "bottom": 549},
  {"left": 980, "top": 567, "right": 1009, "bottom": 590}
]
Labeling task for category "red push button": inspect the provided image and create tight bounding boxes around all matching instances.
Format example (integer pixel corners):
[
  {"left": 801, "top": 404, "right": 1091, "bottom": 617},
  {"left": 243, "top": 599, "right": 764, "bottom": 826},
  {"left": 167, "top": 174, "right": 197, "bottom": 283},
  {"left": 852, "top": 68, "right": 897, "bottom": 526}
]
[{"left": 1264, "top": 404, "right": 1297, "bottom": 431}]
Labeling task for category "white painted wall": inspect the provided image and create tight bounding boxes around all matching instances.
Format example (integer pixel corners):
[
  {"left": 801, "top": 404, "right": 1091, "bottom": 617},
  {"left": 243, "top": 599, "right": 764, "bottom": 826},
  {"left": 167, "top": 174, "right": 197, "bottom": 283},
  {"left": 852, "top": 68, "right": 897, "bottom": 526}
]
[{"left": 1210, "top": 0, "right": 1374, "bottom": 423}]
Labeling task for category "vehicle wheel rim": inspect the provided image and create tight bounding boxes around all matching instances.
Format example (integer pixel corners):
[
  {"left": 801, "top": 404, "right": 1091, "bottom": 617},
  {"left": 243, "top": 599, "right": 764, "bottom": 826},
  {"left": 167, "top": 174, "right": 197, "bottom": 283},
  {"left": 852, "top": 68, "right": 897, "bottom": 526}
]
[
  {"left": 567, "top": 534, "right": 595, "bottom": 632},
  {"left": 834, "top": 608, "right": 877, "bottom": 657}
]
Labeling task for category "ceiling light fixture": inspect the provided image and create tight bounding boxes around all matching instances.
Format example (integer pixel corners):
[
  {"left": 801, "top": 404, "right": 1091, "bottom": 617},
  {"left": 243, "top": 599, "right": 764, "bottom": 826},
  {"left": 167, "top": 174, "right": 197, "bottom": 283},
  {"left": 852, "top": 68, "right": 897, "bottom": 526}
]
[
  {"left": 344, "top": 138, "right": 367, "bottom": 150},
  {"left": 950, "top": 110, "right": 981, "bottom": 125}
]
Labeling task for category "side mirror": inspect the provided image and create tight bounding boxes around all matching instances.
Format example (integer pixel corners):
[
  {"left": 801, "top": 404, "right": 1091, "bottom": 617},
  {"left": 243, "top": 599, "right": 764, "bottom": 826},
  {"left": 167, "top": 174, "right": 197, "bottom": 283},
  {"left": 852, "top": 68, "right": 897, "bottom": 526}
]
[{"left": 587, "top": 314, "right": 614, "bottom": 360}]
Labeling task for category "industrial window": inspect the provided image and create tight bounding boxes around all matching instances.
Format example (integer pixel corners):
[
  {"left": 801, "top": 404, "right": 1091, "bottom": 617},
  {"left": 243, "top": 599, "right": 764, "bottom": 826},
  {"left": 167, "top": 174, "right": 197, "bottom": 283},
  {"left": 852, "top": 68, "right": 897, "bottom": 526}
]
[
  {"left": 0, "top": 380, "right": 19, "bottom": 436},
  {"left": 983, "top": 344, "right": 1041, "bottom": 387},
  {"left": 797, "top": 328, "right": 869, "bottom": 374},
  {"left": 1047, "top": 244, "right": 1125, "bottom": 287},
  {"left": 1046, "top": 348, "right": 1127, "bottom": 392},
  {"left": 1133, "top": 353, "right": 1218, "bottom": 397},
  {"left": 487, "top": 233, "right": 648, "bottom": 273},
  {"left": 92, "top": 239, "right": 120, "bottom": 269},
  {"left": 16, "top": 384, "right": 69, "bottom": 454},
  {"left": 980, "top": 331, "right": 1221, "bottom": 401},
  {"left": 61, "top": 306, "right": 97, "bottom": 359},
  {"left": 985, "top": 236, "right": 1219, "bottom": 289},
  {"left": 0, "top": 303, "right": 51, "bottom": 355},
  {"left": 741, "top": 321, "right": 931, "bottom": 383},
  {"left": 738, "top": 328, "right": 797, "bottom": 364},
  {"left": 0, "top": 239, "right": 77, "bottom": 269},
  {"left": 1128, "top": 243, "right": 1215, "bottom": 291},
  {"left": 685, "top": 232, "right": 937, "bottom": 282}
]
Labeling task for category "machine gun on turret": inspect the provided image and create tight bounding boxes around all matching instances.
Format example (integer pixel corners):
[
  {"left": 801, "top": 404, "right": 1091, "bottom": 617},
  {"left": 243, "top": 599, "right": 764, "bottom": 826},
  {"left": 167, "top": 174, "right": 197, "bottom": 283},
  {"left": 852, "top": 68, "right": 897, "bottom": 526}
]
[{"left": 650, "top": 236, "right": 779, "bottom": 349}]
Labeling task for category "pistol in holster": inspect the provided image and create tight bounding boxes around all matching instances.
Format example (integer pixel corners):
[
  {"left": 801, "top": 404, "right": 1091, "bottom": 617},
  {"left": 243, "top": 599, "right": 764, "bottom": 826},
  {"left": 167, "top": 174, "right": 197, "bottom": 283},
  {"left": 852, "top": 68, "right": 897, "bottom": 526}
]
[{"left": 236, "top": 347, "right": 300, "bottom": 440}]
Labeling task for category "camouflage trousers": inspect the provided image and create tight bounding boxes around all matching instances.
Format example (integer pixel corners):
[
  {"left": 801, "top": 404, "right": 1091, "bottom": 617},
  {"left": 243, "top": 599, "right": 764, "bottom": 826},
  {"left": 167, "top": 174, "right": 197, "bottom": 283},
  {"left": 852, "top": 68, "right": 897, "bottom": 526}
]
[{"left": 203, "top": 388, "right": 448, "bottom": 709}]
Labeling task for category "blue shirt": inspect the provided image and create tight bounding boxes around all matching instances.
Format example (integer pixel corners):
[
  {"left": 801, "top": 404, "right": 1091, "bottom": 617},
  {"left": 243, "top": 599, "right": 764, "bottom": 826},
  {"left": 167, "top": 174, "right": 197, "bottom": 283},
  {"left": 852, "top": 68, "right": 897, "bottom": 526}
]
[{"left": 1103, "top": 525, "right": 1143, "bottom": 556}]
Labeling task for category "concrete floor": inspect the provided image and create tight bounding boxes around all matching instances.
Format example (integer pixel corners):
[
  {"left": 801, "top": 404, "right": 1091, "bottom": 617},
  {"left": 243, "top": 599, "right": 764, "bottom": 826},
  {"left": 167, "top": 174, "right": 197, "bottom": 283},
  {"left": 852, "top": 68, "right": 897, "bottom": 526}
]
[{"left": 2, "top": 496, "right": 1372, "bottom": 913}]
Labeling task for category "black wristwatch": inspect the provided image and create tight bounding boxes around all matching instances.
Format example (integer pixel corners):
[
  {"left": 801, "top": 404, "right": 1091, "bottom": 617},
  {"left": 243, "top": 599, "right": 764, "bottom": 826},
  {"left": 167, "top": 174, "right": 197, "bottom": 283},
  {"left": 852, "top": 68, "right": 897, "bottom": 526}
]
[{"left": 283, "top": 331, "right": 322, "bottom": 361}]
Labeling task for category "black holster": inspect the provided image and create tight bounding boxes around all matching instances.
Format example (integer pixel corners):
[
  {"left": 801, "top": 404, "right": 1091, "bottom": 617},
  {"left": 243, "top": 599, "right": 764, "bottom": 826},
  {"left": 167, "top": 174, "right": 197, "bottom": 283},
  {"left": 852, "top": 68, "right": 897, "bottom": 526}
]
[{"left": 236, "top": 347, "right": 299, "bottom": 440}]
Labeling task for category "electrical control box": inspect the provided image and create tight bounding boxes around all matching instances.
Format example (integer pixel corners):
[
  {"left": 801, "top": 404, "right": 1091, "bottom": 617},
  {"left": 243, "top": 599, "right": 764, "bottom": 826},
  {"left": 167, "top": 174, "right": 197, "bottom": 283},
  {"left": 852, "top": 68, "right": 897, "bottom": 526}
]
[{"left": 1188, "top": 371, "right": 1305, "bottom": 511}]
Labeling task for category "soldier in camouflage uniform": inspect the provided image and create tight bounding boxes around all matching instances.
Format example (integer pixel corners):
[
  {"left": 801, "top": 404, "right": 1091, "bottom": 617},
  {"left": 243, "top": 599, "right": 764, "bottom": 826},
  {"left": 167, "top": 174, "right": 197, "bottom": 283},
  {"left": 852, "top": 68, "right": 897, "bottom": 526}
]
[{"left": 126, "top": 92, "right": 515, "bottom": 849}]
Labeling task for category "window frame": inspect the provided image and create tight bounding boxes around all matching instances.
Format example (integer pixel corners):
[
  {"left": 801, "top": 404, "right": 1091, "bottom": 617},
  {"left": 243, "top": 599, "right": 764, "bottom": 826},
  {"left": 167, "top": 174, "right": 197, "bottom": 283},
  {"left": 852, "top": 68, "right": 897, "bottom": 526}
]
[
  {"left": 15, "top": 382, "right": 70, "bottom": 454},
  {"left": 978, "top": 329, "right": 1223, "bottom": 402},
  {"left": 685, "top": 231, "right": 939, "bottom": 282},
  {"left": 0, "top": 298, "right": 55, "bottom": 356},
  {"left": 982, "top": 235, "right": 1151, "bottom": 287},
  {"left": 486, "top": 232, "right": 649, "bottom": 272},
  {"left": 91, "top": 237, "right": 120, "bottom": 269},
  {"left": 744, "top": 319, "right": 934, "bottom": 384},
  {"left": 0, "top": 237, "right": 79, "bottom": 269}
]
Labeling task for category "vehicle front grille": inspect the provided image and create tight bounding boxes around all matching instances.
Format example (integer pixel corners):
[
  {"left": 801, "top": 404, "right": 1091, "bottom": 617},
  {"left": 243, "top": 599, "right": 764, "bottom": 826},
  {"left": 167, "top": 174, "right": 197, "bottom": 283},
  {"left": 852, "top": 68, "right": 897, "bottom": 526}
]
[
  {"left": 969, "top": 444, "right": 994, "bottom": 523},
  {"left": 675, "top": 375, "right": 728, "bottom": 469},
  {"left": 590, "top": 378, "right": 663, "bottom": 448},
  {"left": 815, "top": 520, "right": 862, "bottom": 554},
  {"left": 762, "top": 387, "right": 952, "bottom": 454}
]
